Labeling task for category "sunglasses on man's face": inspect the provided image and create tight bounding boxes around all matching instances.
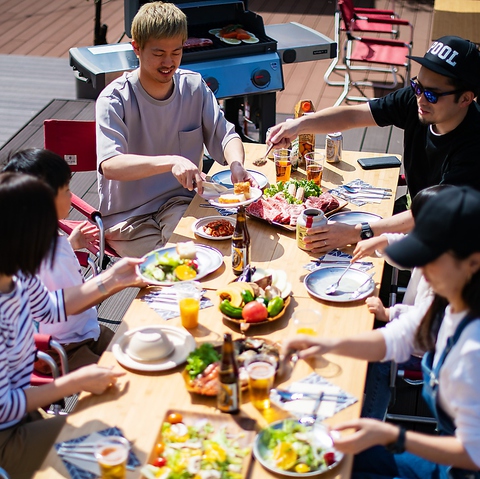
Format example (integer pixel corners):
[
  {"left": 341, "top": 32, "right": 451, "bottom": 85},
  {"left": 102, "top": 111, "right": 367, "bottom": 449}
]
[{"left": 410, "top": 77, "right": 462, "bottom": 104}]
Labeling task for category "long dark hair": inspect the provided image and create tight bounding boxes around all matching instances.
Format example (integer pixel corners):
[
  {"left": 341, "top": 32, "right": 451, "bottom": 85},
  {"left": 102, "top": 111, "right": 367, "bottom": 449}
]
[
  {"left": 0, "top": 173, "right": 58, "bottom": 276},
  {"left": 415, "top": 252, "right": 480, "bottom": 351}
]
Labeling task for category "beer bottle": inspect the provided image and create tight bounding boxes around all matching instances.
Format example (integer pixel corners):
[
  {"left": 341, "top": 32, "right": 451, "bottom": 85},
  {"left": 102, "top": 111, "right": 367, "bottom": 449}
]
[
  {"left": 231, "top": 206, "right": 250, "bottom": 276},
  {"left": 217, "top": 333, "right": 241, "bottom": 414}
]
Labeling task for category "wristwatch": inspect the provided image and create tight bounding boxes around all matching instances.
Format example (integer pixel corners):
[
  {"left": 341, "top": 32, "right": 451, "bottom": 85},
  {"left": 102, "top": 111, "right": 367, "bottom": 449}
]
[
  {"left": 360, "top": 222, "right": 374, "bottom": 240},
  {"left": 385, "top": 426, "right": 406, "bottom": 454}
]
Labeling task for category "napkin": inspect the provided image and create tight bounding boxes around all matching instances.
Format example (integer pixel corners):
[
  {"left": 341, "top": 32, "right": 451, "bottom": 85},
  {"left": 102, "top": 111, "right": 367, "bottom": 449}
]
[
  {"left": 304, "top": 249, "right": 373, "bottom": 272},
  {"left": 329, "top": 179, "right": 387, "bottom": 206},
  {"left": 270, "top": 373, "right": 357, "bottom": 420},
  {"left": 55, "top": 427, "right": 141, "bottom": 479},
  {"left": 141, "top": 290, "right": 213, "bottom": 321}
]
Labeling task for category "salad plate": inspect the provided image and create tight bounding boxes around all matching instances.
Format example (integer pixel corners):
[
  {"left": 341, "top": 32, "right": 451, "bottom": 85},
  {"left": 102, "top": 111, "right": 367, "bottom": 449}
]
[
  {"left": 205, "top": 186, "right": 262, "bottom": 208},
  {"left": 141, "top": 409, "right": 256, "bottom": 479},
  {"left": 140, "top": 244, "right": 223, "bottom": 286},
  {"left": 210, "top": 169, "right": 269, "bottom": 189},
  {"left": 112, "top": 325, "right": 196, "bottom": 372},
  {"left": 253, "top": 419, "right": 343, "bottom": 476},
  {"left": 304, "top": 266, "right": 375, "bottom": 303},
  {"left": 191, "top": 215, "right": 236, "bottom": 240}
]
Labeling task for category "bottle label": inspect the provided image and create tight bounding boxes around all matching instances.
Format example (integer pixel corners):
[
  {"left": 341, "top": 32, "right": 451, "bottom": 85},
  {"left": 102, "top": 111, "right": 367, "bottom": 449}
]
[
  {"left": 232, "top": 246, "right": 249, "bottom": 273},
  {"left": 217, "top": 382, "right": 240, "bottom": 412}
]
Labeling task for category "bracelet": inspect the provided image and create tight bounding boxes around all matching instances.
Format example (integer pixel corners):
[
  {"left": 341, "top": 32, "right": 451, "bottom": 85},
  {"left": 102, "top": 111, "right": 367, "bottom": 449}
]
[
  {"left": 385, "top": 426, "right": 406, "bottom": 454},
  {"left": 96, "top": 276, "right": 108, "bottom": 295}
]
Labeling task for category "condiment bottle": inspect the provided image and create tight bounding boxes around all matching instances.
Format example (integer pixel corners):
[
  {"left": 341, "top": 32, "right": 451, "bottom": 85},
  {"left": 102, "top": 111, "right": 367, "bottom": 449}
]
[
  {"left": 217, "top": 333, "right": 241, "bottom": 414},
  {"left": 231, "top": 206, "right": 251, "bottom": 276},
  {"left": 292, "top": 100, "right": 315, "bottom": 169}
]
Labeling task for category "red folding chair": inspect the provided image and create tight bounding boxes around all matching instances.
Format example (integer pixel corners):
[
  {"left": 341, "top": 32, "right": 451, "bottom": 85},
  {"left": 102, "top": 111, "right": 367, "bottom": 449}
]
[
  {"left": 44, "top": 119, "right": 120, "bottom": 274},
  {"left": 325, "top": 0, "right": 402, "bottom": 86},
  {"left": 32, "top": 334, "right": 69, "bottom": 415},
  {"left": 334, "top": 0, "right": 413, "bottom": 106}
]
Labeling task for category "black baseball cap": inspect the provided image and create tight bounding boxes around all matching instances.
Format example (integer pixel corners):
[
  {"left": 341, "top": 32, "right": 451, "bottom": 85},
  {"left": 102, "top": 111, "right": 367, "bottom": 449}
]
[
  {"left": 408, "top": 36, "right": 480, "bottom": 90},
  {"left": 385, "top": 186, "right": 480, "bottom": 268}
]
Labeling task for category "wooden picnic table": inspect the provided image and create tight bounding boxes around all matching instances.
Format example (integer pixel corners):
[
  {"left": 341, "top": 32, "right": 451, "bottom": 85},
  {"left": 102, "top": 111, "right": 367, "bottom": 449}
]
[{"left": 35, "top": 144, "right": 400, "bottom": 479}]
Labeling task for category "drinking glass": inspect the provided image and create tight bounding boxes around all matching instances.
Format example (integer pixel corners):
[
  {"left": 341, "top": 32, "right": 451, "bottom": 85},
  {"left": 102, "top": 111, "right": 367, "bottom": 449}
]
[
  {"left": 291, "top": 309, "right": 322, "bottom": 336},
  {"left": 245, "top": 354, "right": 277, "bottom": 410},
  {"left": 274, "top": 149, "right": 293, "bottom": 183},
  {"left": 304, "top": 151, "right": 325, "bottom": 186},
  {"left": 174, "top": 281, "right": 201, "bottom": 329},
  {"left": 95, "top": 436, "right": 130, "bottom": 479}
]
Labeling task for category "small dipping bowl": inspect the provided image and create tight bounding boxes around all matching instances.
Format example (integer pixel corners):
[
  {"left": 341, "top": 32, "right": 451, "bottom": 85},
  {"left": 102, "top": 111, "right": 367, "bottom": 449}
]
[{"left": 126, "top": 328, "right": 174, "bottom": 362}]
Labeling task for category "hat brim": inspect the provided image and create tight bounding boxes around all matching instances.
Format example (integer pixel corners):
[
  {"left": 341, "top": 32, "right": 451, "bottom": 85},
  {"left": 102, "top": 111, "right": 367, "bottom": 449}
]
[
  {"left": 384, "top": 233, "right": 445, "bottom": 269},
  {"left": 407, "top": 55, "right": 459, "bottom": 79}
]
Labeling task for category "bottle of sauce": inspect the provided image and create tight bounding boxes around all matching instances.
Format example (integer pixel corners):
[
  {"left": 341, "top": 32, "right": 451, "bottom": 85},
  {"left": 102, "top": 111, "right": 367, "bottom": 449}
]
[
  {"left": 292, "top": 100, "right": 316, "bottom": 169},
  {"left": 231, "top": 206, "right": 250, "bottom": 276},
  {"left": 217, "top": 333, "right": 241, "bottom": 414}
]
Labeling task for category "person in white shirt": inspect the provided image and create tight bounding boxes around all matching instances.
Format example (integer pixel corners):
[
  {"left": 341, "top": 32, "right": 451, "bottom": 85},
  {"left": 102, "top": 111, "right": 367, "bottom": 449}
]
[{"left": 283, "top": 185, "right": 480, "bottom": 479}]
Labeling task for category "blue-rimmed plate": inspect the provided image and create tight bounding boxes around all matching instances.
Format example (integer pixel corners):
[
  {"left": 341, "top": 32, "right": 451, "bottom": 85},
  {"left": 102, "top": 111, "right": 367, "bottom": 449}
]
[
  {"left": 327, "top": 211, "right": 382, "bottom": 225},
  {"left": 253, "top": 419, "right": 343, "bottom": 477},
  {"left": 211, "top": 169, "right": 269, "bottom": 189},
  {"left": 304, "top": 266, "right": 375, "bottom": 302}
]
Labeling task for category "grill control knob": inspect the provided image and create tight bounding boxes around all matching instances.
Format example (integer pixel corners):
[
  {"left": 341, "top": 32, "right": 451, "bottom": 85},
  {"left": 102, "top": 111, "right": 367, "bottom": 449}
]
[
  {"left": 205, "top": 77, "right": 219, "bottom": 94},
  {"left": 252, "top": 69, "right": 271, "bottom": 88}
]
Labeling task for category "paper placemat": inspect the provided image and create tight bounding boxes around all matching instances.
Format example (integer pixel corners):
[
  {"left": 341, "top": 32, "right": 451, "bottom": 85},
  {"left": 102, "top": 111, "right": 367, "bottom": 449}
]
[
  {"left": 141, "top": 291, "right": 213, "bottom": 321},
  {"left": 304, "top": 249, "right": 373, "bottom": 272},
  {"left": 271, "top": 373, "right": 357, "bottom": 421},
  {"left": 55, "top": 427, "right": 141, "bottom": 479}
]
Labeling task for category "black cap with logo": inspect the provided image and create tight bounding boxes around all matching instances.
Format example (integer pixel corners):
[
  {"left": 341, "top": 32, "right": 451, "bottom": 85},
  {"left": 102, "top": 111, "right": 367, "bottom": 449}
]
[
  {"left": 408, "top": 36, "right": 480, "bottom": 90},
  {"left": 385, "top": 186, "right": 480, "bottom": 268}
]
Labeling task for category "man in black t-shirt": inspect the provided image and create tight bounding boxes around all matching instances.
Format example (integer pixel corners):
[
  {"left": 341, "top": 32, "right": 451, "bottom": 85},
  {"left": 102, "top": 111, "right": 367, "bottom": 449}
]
[{"left": 267, "top": 36, "right": 480, "bottom": 254}]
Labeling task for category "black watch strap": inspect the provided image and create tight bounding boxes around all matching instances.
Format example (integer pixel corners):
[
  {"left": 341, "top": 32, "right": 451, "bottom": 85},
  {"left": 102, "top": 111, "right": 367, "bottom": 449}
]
[
  {"left": 360, "top": 222, "right": 374, "bottom": 240},
  {"left": 385, "top": 426, "right": 406, "bottom": 454}
]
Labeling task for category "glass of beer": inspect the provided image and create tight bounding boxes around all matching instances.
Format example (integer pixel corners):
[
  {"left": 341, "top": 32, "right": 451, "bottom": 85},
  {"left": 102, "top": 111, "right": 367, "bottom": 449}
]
[
  {"left": 292, "top": 309, "right": 322, "bottom": 336},
  {"left": 304, "top": 151, "right": 325, "bottom": 186},
  {"left": 273, "top": 149, "right": 293, "bottom": 183},
  {"left": 245, "top": 354, "right": 277, "bottom": 410},
  {"left": 95, "top": 436, "right": 130, "bottom": 479}
]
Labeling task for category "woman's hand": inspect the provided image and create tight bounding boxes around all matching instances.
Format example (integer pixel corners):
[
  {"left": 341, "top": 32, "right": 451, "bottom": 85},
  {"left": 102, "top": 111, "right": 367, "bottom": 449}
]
[
  {"left": 68, "top": 221, "right": 100, "bottom": 251},
  {"left": 69, "top": 364, "right": 126, "bottom": 395},
  {"left": 267, "top": 121, "right": 300, "bottom": 150},
  {"left": 281, "top": 335, "right": 335, "bottom": 360},
  {"left": 332, "top": 418, "right": 400, "bottom": 455},
  {"left": 104, "top": 257, "right": 149, "bottom": 292}
]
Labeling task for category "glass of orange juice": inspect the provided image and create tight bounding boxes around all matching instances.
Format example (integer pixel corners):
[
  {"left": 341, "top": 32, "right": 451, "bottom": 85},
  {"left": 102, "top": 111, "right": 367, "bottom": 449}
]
[
  {"left": 291, "top": 309, "right": 322, "bottom": 336},
  {"left": 174, "top": 281, "right": 202, "bottom": 329}
]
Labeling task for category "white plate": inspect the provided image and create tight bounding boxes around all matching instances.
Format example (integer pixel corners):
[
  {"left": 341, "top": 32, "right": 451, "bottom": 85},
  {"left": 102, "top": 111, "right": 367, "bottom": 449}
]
[
  {"left": 208, "top": 28, "right": 221, "bottom": 35},
  {"left": 219, "top": 36, "right": 241, "bottom": 44},
  {"left": 192, "top": 216, "right": 236, "bottom": 240},
  {"left": 140, "top": 244, "right": 224, "bottom": 286},
  {"left": 327, "top": 211, "right": 382, "bottom": 225},
  {"left": 112, "top": 325, "right": 196, "bottom": 372},
  {"left": 205, "top": 187, "right": 262, "bottom": 208},
  {"left": 210, "top": 169, "right": 269, "bottom": 189},
  {"left": 304, "top": 266, "right": 375, "bottom": 302},
  {"left": 253, "top": 419, "right": 343, "bottom": 477}
]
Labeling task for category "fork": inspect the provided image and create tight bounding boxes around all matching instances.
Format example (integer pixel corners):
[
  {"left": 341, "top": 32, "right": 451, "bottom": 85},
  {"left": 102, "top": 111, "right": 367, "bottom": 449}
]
[{"left": 325, "top": 262, "right": 354, "bottom": 295}]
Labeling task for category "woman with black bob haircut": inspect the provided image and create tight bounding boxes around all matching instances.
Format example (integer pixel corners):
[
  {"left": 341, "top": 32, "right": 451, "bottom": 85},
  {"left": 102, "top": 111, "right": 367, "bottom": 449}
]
[
  {"left": 0, "top": 172, "right": 143, "bottom": 478},
  {"left": 283, "top": 185, "right": 480, "bottom": 479}
]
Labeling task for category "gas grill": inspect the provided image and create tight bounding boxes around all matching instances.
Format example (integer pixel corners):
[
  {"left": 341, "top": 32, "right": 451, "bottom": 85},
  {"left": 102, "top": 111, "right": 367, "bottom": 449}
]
[{"left": 69, "top": 0, "right": 336, "bottom": 142}]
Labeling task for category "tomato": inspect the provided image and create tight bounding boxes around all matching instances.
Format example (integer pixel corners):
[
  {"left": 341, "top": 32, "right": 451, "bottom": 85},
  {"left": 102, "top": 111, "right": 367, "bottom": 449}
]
[
  {"left": 242, "top": 301, "right": 268, "bottom": 323},
  {"left": 154, "top": 441, "right": 165, "bottom": 455},
  {"left": 166, "top": 412, "right": 183, "bottom": 424},
  {"left": 152, "top": 457, "right": 167, "bottom": 467},
  {"left": 323, "top": 451, "right": 336, "bottom": 466}
]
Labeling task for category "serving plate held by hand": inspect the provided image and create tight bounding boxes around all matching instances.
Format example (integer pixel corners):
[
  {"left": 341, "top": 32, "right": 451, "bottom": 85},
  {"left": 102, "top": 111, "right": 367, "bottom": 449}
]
[
  {"left": 205, "top": 187, "right": 262, "bottom": 208},
  {"left": 140, "top": 244, "right": 223, "bottom": 286},
  {"left": 210, "top": 169, "right": 269, "bottom": 189},
  {"left": 253, "top": 419, "right": 343, "bottom": 477},
  {"left": 304, "top": 267, "right": 375, "bottom": 303}
]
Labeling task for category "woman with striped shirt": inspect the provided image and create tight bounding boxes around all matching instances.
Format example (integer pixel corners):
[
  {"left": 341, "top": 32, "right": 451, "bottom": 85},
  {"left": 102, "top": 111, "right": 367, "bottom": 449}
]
[{"left": 0, "top": 173, "right": 144, "bottom": 478}]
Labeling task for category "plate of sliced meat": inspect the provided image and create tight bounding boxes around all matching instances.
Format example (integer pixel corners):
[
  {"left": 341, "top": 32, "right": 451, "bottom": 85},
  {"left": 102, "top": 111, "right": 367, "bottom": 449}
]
[{"left": 246, "top": 191, "right": 347, "bottom": 231}]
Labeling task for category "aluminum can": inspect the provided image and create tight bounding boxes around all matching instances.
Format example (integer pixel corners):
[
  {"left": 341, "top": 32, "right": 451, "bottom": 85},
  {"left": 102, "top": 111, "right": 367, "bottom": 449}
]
[
  {"left": 296, "top": 208, "right": 327, "bottom": 250},
  {"left": 326, "top": 132, "right": 343, "bottom": 163}
]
